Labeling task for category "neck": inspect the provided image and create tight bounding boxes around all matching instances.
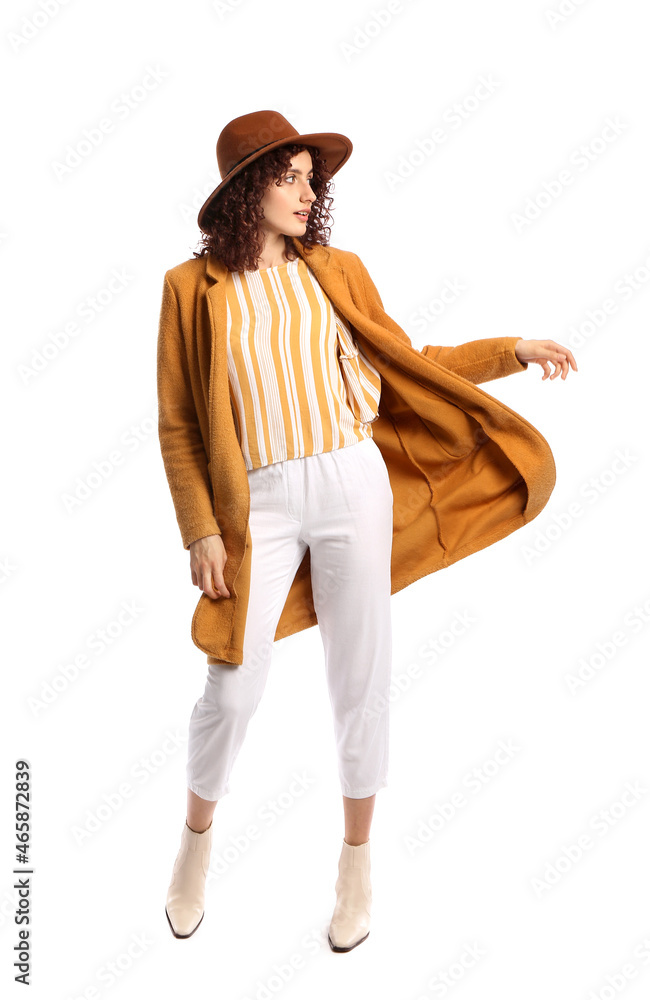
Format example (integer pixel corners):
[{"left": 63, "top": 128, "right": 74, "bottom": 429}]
[{"left": 257, "top": 227, "right": 297, "bottom": 270}]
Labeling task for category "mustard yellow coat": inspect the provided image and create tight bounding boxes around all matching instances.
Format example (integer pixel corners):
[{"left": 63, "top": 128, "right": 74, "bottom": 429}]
[{"left": 157, "top": 237, "right": 555, "bottom": 665}]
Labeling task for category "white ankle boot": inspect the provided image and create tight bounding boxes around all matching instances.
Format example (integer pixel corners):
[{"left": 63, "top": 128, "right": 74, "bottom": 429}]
[
  {"left": 328, "top": 838, "right": 372, "bottom": 952},
  {"left": 165, "top": 820, "right": 213, "bottom": 939}
]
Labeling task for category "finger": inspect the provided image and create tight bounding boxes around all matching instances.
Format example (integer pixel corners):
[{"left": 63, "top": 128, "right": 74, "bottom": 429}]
[
  {"left": 200, "top": 571, "right": 220, "bottom": 599},
  {"left": 547, "top": 341, "right": 578, "bottom": 372},
  {"left": 565, "top": 348, "right": 578, "bottom": 371},
  {"left": 213, "top": 551, "right": 229, "bottom": 597},
  {"left": 556, "top": 355, "right": 575, "bottom": 378},
  {"left": 545, "top": 351, "right": 572, "bottom": 377},
  {"left": 191, "top": 559, "right": 217, "bottom": 599},
  {"left": 210, "top": 570, "right": 230, "bottom": 599}
]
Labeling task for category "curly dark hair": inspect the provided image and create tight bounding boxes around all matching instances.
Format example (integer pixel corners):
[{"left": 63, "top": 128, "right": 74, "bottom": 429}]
[{"left": 193, "top": 143, "right": 336, "bottom": 273}]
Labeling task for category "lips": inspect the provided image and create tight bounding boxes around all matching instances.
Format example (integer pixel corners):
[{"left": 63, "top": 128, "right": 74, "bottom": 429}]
[{"left": 294, "top": 211, "right": 309, "bottom": 218}]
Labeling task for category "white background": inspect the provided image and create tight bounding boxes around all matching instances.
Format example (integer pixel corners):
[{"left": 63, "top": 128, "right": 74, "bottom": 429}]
[{"left": 3, "top": 0, "right": 650, "bottom": 997}]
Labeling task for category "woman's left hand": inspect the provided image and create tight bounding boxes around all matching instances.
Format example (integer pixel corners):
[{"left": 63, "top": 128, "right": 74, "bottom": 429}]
[{"left": 514, "top": 339, "right": 578, "bottom": 380}]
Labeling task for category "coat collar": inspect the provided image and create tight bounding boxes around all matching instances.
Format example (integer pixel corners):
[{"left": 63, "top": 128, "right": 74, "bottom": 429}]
[{"left": 203, "top": 237, "right": 339, "bottom": 284}]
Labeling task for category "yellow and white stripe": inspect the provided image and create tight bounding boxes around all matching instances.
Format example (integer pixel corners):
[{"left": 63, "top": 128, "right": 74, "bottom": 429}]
[{"left": 225, "top": 256, "right": 382, "bottom": 471}]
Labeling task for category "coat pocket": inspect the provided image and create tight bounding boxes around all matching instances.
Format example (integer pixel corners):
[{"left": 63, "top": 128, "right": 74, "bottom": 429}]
[{"left": 336, "top": 319, "right": 382, "bottom": 425}]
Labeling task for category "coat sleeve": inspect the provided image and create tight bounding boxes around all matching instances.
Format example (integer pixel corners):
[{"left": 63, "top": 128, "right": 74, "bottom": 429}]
[
  {"left": 354, "top": 254, "right": 528, "bottom": 384},
  {"left": 157, "top": 271, "right": 222, "bottom": 550}
]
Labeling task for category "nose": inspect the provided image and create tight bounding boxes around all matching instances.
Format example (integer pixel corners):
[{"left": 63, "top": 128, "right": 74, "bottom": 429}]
[{"left": 300, "top": 180, "right": 315, "bottom": 203}]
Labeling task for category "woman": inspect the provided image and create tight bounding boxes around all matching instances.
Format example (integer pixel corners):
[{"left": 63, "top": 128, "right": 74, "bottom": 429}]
[{"left": 159, "top": 110, "right": 577, "bottom": 950}]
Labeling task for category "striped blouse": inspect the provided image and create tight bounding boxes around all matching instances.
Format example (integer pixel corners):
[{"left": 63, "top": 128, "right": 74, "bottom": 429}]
[{"left": 225, "top": 255, "right": 382, "bottom": 471}]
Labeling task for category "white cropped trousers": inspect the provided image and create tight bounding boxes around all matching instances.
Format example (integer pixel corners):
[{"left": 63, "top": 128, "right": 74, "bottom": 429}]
[{"left": 186, "top": 435, "right": 394, "bottom": 801}]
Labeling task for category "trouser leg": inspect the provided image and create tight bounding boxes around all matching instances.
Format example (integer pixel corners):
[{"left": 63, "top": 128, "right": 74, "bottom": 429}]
[
  {"left": 186, "top": 461, "right": 307, "bottom": 801},
  {"left": 303, "top": 438, "right": 394, "bottom": 798}
]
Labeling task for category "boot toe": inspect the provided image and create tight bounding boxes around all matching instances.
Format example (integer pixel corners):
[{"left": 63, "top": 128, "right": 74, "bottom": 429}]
[
  {"left": 328, "top": 927, "right": 370, "bottom": 952},
  {"left": 165, "top": 903, "right": 205, "bottom": 939}
]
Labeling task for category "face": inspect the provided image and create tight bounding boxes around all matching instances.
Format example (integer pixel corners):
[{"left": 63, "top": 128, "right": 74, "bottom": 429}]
[{"left": 258, "top": 149, "right": 316, "bottom": 239}]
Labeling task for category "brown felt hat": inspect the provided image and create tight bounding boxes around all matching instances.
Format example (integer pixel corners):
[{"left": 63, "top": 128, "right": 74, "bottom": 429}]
[{"left": 197, "top": 109, "right": 353, "bottom": 234}]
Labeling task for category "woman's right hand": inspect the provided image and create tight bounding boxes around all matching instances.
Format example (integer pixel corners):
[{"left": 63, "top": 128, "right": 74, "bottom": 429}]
[{"left": 189, "top": 534, "right": 231, "bottom": 599}]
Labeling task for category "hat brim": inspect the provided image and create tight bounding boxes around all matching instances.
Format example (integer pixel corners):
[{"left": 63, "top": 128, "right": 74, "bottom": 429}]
[{"left": 197, "top": 131, "right": 353, "bottom": 234}]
